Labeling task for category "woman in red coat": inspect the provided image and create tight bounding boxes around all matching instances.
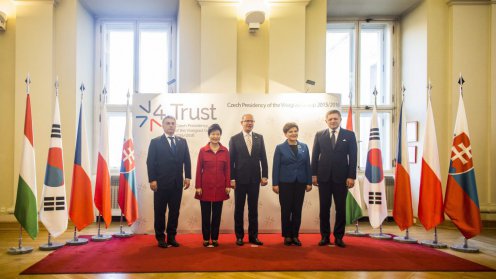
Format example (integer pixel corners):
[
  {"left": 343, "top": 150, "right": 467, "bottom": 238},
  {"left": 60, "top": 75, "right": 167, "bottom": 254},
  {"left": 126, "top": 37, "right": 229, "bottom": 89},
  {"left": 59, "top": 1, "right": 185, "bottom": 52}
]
[{"left": 195, "top": 124, "right": 232, "bottom": 247}]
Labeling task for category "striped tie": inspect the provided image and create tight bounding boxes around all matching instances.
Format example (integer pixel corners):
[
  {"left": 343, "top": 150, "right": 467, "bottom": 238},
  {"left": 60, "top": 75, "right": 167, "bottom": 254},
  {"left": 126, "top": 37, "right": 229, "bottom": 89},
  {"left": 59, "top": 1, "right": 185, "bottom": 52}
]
[{"left": 246, "top": 134, "right": 252, "bottom": 155}]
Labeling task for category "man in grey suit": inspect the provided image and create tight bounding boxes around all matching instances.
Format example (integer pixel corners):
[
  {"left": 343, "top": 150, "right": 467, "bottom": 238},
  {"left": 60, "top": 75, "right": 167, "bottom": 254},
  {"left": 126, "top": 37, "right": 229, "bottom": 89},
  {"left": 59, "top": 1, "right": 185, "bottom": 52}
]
[
  {"left": 312, "top": 110, "right": 357, "bottom": 248},
  {"left": 229, "top": 114, "right": 268, "bottom": 246},
  {"left": 147, "top": 116, "right": 191, "bottom": 248}
]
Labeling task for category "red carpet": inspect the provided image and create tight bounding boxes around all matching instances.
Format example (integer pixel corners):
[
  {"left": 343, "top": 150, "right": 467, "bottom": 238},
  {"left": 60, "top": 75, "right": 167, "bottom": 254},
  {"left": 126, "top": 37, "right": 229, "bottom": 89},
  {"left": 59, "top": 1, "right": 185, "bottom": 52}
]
[{"left": 22, "top": 234, "right": 492, "bottom": 274}]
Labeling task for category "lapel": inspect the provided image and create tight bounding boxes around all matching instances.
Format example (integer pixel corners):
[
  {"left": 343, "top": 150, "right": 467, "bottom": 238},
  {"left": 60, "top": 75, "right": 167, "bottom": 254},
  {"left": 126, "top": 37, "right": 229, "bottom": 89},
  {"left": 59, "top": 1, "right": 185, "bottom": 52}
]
[
  {"left": 334, "top": 128, "right": 344, "bottom": 150},
  {"left": 321, "top": 129, "right": 332, "bottom": 151},
  {"left": 238, "top": 132, "right": 252, "bottom": 157},
  {"left": 162, "top": 134, "right": 177, "bottom": 157},
  {"left": 283, "top": 140, "right": 300, "bottom": 161},
  {"left": 251, "top": 133, "right": 260, "bottom": 157}
]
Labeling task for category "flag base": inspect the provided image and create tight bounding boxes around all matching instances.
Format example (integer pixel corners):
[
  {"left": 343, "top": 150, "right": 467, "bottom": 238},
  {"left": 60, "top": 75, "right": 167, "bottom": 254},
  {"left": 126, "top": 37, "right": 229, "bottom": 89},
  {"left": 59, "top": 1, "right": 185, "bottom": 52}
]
[
  {"left": 420, "top": 240, "right": 448, "bottom": 249},
  {"left": 346, "top": 230, "right": 367, "bottom": 237},
  {"left": 450, "top": 243, "right": 479, "bottom": 253},
  {"left": 393, "top": 236, "right": 418, "bottom": 244},
  {"left": 91, "top": 234, "right": 112, "bottom": 242},
  {"left": 66, "top": 237, "right": 89, "bottom": 246},
  {"left": 8, "top": 246, "right": 33, "bottom": 255},
  {"left": 113, "top": 231, "right": 134, "bottom": 238},
  {"left": 369, "top": 233, "right": 392, "bottom": 240},
  {"left": 39, "top": 242, "right": 65, "bottom": 251}
]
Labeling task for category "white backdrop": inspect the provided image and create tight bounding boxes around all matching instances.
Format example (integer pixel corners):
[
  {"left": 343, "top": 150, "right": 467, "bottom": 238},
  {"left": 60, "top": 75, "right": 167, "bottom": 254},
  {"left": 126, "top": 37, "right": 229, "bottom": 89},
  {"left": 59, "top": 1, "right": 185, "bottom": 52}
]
[{"left": 131, "top": 93, "right": 340, "bottom": 234}]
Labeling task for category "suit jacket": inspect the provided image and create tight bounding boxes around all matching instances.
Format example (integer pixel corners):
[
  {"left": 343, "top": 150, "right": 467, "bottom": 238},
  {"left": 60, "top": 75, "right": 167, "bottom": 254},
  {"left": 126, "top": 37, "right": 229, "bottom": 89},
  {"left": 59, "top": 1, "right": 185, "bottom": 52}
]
[
  {"left": 311, "top": 128, "right": 357, "bottom": 184},
  {"left": 229, "top": 132, "right": 268, "bottom": 184},
  {"left": 272, "top": 141, "right": 312, "bottom": 186},
  {"left": 195, "top": 143, "right": 231, "bottom": 202},
  {"left": 146, "top": 134, "right": 192, "bottom": 188}
]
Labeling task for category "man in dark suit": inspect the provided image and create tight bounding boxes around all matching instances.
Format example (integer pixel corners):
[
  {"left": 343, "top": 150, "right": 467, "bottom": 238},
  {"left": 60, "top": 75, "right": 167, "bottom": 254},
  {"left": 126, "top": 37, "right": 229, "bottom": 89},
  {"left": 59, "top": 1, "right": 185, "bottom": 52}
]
[
  {"left": 312, "top": 110, "right": 357, "bottom": 248},
  {"left": 147, "top": 116, "right": 191, "bottom": 248},
  {"left": 229, "top": 114, "right": 268, "bottom": 246}
]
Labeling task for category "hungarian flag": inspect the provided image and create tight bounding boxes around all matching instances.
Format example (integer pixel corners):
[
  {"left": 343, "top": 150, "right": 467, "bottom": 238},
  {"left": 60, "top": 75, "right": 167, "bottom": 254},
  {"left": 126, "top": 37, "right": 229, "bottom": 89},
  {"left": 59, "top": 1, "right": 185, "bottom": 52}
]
[
  {"left": 418, "top": 95, "right": 444, "bottom": 230},
  {"left": 393, "top": 100, "right": 414, "bottom": 231},
  {"left": 344, "top": 106, "right": 362, "bottom": 224},
  {"left": 14, "top": 90, "right": 38, "bottom": 239},
  {"left": 39, "top": 93, "right": 68, "bottom": 238},
  {"left": 363, "top": 105, "right": 388, "bottom": 228},
  {"left": 444, "top": 92, "right": 481, "bottom": 239},
  {"left": 118, "top": 100, "right": 139, "bottom": 226},
  {"left": 69, "top": 102, "right": 94, "bottom": 231},
  {"left": 94, "top": 93, "right": 112, "bottom": 228}
]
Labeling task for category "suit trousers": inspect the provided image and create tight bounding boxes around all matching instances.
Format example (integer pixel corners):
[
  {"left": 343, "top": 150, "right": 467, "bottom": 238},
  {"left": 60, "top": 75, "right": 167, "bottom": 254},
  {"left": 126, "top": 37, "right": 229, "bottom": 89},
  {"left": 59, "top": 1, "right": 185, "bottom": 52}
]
[
  {"left": 153, "top": 186, "right": 183, "bottom": 242},
  {"left": 278, "top": 182, "right": 306, "bottom": 238},
  {"left": 200, "top": 201, "right": 223, "bottom": 241},
  {"left": 318, "top": 180, "right": 347, "bottom": 240},
  {"left": 234, "top": 182, "right": 260, "bottom": 239}
]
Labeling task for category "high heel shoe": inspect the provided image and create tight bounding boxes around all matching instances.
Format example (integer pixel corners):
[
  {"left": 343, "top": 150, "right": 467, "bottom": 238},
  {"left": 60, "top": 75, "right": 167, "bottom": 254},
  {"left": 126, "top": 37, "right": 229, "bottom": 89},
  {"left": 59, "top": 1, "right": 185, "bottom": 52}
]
[
  {"left": 203, "top": 240, "right": 210, "bottom": 247},
  {"left": 212, "top": 240, "right": 219, "bottom": 247}
]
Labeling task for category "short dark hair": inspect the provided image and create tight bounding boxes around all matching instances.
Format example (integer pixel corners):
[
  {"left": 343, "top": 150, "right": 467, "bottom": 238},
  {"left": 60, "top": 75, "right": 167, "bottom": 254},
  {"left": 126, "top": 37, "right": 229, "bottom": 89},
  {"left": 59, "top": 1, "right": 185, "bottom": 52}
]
[
  {"left": 326, "top": 110, "right": 342, "bottom": 118},
  {"left": 208, "top": 123, "right": 222, "bottom": 135},
  {"left": 283, "top": 122, "right": 299, "bottom": 134},
  {"left": 162, "top": 115, "right": 176, "bottom": 125}
]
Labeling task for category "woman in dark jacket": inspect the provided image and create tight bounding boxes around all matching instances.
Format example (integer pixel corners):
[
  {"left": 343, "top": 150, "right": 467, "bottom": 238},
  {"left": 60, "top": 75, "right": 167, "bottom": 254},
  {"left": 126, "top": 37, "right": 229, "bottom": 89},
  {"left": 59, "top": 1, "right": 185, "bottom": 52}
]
[
  {"left": 272, "top": 122, "right": 312, "bottom": 246},
  {"left": 195, "top": 124, "right": 232, "bottom": 247}
]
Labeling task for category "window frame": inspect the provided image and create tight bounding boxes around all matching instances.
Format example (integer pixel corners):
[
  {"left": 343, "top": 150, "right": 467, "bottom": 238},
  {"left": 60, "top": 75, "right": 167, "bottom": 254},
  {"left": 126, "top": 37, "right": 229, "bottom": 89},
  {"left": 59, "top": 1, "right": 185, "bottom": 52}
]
[{"left": 326, "top": 20, "right": 399, "bottom": 173}]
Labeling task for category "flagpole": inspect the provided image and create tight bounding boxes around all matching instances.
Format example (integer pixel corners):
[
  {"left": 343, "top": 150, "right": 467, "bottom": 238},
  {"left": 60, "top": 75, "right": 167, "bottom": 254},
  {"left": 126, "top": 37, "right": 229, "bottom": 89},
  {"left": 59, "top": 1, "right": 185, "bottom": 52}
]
[
  {"left": 393, "top": 85, "right": 417, "bottom": 244},
  {"left": 448, "top": 74, "right": 478, "bottom": 253},
  {"left": 39, "top": 77, "right": 66, "bottom": 251},
  {"left": 67, "top": 83, "right": 90, "bottom": 246},
  {"left": 114, "top": 90, "right": 133, "bottom": 238},
  {"left": 92, "top": 87, "right": 112, "bottom": 242},
  {"left": 368, "top": 88, "right": 392, "bottom": 240},
  {"left": 419, "top": 80, "right": 448, "bottom": 249},
  {"left": 346, "top": 90, "right": 366, "bottom": 237},
  {"left": 9, "top": 74, "right": 35, "bottom": 255}
]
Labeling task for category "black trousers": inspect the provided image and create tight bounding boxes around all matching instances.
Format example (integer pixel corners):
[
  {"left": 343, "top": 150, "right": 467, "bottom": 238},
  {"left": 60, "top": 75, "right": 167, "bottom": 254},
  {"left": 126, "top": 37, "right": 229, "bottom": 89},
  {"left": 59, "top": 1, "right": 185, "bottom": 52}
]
[
  {"left": 234, "top": 182, "right": 260, "bottom": 239},
  {"left": 153, "top": 186, "right": 183, "bottom": 242},
  {"left": 200, "top": 201, "right": 223, "bottom": 241},
  {"left": 318, "top": 180, "right": 347, "bottom": 240},
  {"left": 278, "top": 182, "right": 306, "bottom": 238}
]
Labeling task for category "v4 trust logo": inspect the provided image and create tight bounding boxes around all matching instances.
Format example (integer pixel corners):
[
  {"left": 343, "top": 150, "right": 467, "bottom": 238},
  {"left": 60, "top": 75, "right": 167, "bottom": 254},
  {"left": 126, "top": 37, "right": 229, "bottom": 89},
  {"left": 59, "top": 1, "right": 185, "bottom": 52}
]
[{"left": 135, "top": 100, "right": 166, "bottom": 132}]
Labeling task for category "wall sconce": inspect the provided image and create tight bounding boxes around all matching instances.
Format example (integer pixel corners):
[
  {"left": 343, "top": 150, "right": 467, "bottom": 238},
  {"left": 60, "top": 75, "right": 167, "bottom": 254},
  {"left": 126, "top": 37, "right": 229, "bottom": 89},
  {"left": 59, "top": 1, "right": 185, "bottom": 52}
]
[
  {"left": 245, "top": 10, "right": 265, "bottom": 33},
  {"left": 0, "top": 11, "right": 7, "bottom": 31}
]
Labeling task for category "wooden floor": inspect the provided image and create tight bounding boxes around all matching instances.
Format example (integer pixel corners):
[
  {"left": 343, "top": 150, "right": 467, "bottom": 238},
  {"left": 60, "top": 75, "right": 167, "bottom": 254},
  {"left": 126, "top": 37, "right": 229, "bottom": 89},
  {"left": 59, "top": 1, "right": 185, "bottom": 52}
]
[{"left": 1, "top": 221, "right": 495, "bottom": 279}]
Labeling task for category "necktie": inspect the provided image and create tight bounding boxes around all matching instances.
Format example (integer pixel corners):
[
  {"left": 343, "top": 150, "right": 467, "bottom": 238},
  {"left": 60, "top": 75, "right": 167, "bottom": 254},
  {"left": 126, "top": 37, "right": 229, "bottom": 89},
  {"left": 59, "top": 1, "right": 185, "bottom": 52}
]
[
  {"left": 169, "top": 136, "right": 177, "bottom": 155},
  {"left": 246, "top": 134, "right": 252, "bottom": 155},
  {"left": 331, "top": 130, "right": 336, "bottom": 150}
]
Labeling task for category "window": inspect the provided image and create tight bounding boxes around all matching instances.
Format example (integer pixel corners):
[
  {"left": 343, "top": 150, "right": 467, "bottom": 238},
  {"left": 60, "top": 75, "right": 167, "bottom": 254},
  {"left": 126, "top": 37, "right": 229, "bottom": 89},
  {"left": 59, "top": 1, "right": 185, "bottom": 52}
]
[
  {"left": 97, "top": 20, "right": 176, "bottom": 170},
  {"left": 326, "top": 21, "right": 396, "bottom": 171}
]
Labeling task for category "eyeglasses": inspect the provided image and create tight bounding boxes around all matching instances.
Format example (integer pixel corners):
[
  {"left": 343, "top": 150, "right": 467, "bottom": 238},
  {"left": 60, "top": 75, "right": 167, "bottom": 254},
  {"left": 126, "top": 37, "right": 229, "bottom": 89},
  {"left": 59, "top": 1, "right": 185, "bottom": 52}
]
[{"left": 242, "top": 120, "right": 255, "bottom": 123}]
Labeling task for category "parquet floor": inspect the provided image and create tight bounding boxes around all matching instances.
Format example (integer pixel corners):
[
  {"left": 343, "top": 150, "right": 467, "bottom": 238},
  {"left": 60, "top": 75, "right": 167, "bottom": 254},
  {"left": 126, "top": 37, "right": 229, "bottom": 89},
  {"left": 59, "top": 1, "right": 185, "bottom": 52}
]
[{"left": 1, "top": 221, "right": 495, "bottom": 279}]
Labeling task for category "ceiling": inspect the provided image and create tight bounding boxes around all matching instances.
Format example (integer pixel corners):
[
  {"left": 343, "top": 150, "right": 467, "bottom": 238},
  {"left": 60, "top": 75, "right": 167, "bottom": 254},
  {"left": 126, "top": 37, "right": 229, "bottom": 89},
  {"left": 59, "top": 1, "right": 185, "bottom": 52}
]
[
  {"left": 79, "top": 0, "right": 421, "bottom": 19},
  {"left": 327, "top": 0, "right": 422, "bottom": 18}
]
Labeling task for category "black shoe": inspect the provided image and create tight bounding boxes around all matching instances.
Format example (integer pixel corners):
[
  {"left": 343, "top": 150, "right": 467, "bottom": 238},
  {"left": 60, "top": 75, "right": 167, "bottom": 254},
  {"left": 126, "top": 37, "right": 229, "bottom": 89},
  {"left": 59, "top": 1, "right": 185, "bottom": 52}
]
[
  {"left": 292, "top": 237, "right": 302, "bottom": 246},
  {"left": 158, "top": 241, "right": 168, "bottom": 248},
  {"left": 284, "top": 237, "right": 293, "bottom": 246},
  {"left": 335, "top": 238, "right": 346, "bottom": 248},
  {"left": 236, "top": 238, "right": 244, "bottom": 246},
  {"left": 318, "top": 237, "right": 330, "bottom": 246},
  {"left": 167, "top": 237, "right": 180, "bottom": 247},
  {"left": 203, "top": 240, "right": 210, "bottom": 247},
  {"left": 249, "top": 238, "right": 263, "bottom": 246},
  {"left": 212, "top": 240, "right": 219, "bottom": 247}
]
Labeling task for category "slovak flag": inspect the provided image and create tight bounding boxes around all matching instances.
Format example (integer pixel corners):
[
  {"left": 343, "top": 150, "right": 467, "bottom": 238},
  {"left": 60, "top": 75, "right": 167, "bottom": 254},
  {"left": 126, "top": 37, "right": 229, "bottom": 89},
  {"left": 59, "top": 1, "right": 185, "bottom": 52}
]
[
  {"left": 393, "top": 99, "right": 414, "bottom": 231},
  {"left": 39, "top": 93, "right": 68, "bottom": 238},
  {"left": 118, "top": 99, "right": 139, "bottom": 226},
  {"left": 363, "top": 105, "right": 388, "bottom": 228},
  {"left": 444, "top": 92, "right": 481, "bottom": 239},
  {"left": 94, "top": 91, "right": 112, "bottom": 228},
  {"left": 69, "top": 101, "right": 94, "bottom": 231}
]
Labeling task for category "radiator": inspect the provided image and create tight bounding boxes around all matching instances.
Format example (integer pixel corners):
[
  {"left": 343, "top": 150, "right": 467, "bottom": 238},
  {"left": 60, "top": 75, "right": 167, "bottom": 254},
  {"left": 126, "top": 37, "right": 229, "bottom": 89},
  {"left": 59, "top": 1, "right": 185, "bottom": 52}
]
[
  {"left": 384, "top": 175, "right": 395, "bottom": 211},
  {"left": 110, "top": 175, "right": 120, "bottom": 210}
]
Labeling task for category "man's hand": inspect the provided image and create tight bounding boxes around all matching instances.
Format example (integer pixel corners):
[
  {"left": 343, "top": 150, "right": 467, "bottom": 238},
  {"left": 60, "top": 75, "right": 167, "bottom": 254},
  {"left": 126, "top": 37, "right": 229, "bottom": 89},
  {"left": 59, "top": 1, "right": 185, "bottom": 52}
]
[
  {"left": 346, "top": 178, "right": 355, "bottom": 189},
  {"left": 306, "top": 185, "right": 312, "bottom": 192},
  {"left": 183, "top": 179, "right": 191, "bottom": 190},
  {"left": 230, "top": 180, "right": 236, "bottom": 189},
  {"left": 260, "top": 177, "right": 268, "bottom": 186},
  {"left": 150, "top": 181, "right": 158, "bottom": 192},
  {"left": 312, "top": 176, "right": 318, "bottom": 186},
  {"left": 272, "top": 185, "right": 279, "bottom": 194},
  {"left": 225, "top": 188, "right": 231, "bottom": 195}
]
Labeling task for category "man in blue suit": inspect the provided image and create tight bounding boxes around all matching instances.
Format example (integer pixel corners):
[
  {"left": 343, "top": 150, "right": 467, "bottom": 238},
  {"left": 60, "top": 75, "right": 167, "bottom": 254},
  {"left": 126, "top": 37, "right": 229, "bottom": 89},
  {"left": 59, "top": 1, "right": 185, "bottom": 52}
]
[
  {"left": 147, "top": 116, "right": 191, "bottom": 248},
  {"left": 312, "top": 110, "right": 357, "bottom": 248}
]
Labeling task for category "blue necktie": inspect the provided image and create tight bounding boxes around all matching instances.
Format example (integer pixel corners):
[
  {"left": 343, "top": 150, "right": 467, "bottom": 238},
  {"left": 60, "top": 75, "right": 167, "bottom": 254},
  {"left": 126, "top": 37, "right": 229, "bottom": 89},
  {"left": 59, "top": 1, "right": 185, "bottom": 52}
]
[
  {"left": 331, "top": 130, "right": 336, "bottom": 150},
  {"left": 169, "top": 136, "right": 177, "bottom": 155}
]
